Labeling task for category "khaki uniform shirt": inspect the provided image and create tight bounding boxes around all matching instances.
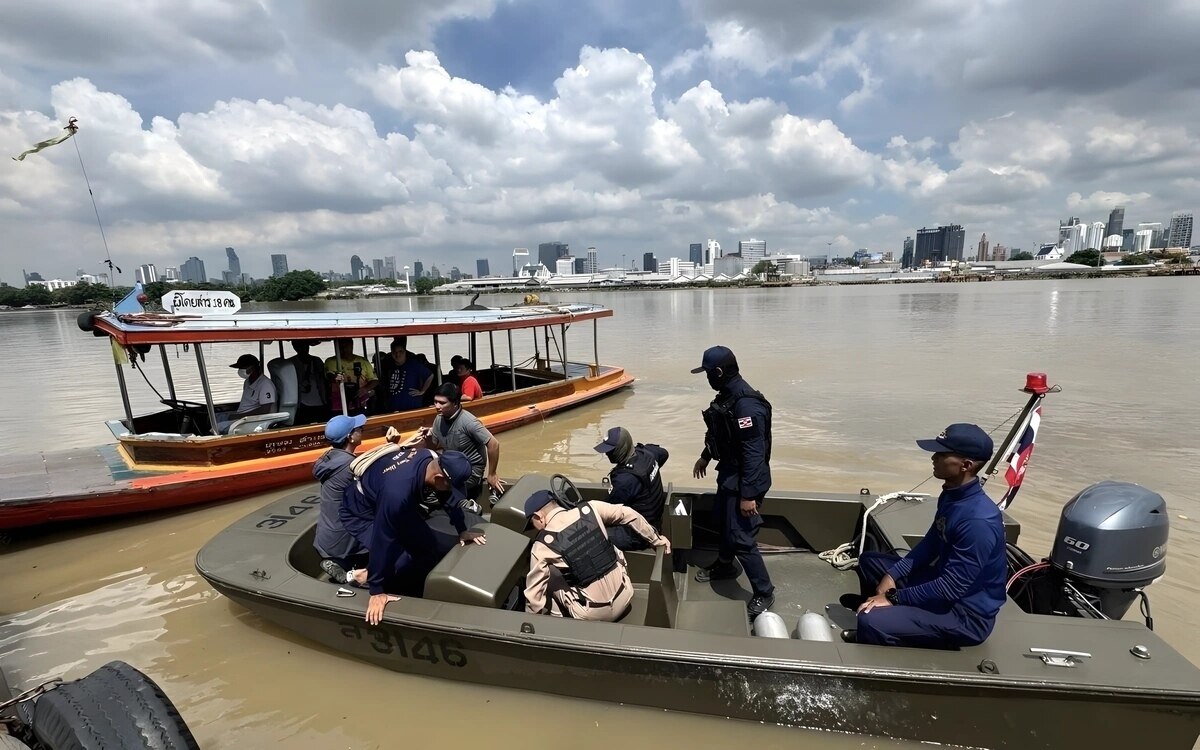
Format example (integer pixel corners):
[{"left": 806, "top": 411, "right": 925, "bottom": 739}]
[{"left": 524, "top": 500, "right": 667, "bottom": 621}]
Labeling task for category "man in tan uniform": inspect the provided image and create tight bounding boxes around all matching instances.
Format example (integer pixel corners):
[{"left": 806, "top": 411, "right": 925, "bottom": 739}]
[{"left": 523, "top": 490, "right": 670, "bottom": 622}]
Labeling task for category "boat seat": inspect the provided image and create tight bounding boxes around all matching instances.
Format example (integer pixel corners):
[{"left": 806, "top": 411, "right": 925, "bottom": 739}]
[
  {"left": 620, "top": 585, "right": 651, "bottom": 626},
  {"left": 267, "top": 358, "right": 299, "bottom": 426},
  {"left": 425, "top": 522, "right": 531, "bottom": 609},
  {"left": 675, "top": 600, "right": 750, "bottom": 637},
  {"left": 225, "top": 412, "right": 291, "bottom": 435},
  {"left": 490, "top": 475, "right": 553, "bottom": 534}
]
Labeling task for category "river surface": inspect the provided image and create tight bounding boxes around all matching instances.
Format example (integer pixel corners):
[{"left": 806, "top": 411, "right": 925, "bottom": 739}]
[{"left": 2, "top": 277, "right": 1199, "bottom": 749}]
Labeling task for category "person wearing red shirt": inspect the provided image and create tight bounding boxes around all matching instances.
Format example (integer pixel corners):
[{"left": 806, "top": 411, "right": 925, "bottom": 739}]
[{"left": 455, "top": 359, "right": 484, "bottom": 401}]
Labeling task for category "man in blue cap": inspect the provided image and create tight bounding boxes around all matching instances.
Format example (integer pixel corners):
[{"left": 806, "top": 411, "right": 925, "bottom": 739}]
[
  {"left": 523, "top": 489, "right": 670, "bottom": 621},
  {"left": 690, "top": 345, "right": 776, "bottom": 619},
  {"left": 313, "top": 413, "right": 368, "bottom": 586},
  {"left": 594, "top": 426, "right": 669, "bottom": 550},
  {"left": 854, "top": 423, "right": 1008, "bottom": 648},
  {"left": 345, "top": 446, "right": 487, "bottom": 625}
]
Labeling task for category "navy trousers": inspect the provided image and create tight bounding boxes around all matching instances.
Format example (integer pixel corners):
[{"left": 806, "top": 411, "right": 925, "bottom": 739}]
[
  {"left": 712, "top": 479, "right": 773, "bottom": 597},
  {"left": 854, "top": 551, "right": 990, "bottom": 649}
]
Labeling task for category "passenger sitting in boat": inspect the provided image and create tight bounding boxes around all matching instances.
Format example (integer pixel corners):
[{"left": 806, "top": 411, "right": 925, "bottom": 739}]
[
  {"left": 214, "top": 354, "right": 278, "bottom": 433},
  {"left": 853, "top": 423, "right": 1007, "bottom": 649},
  {"left": 443, "top": 354, "right": 465, "bottom": 385},
  {"left": 325, "top": 338, "right": 377, "bottom": 416},
  {"left": 382, "top": 339, "right": 433, "bottom": 413},
  {"left": 287, "top": 340, "right": 328, "bottom": 425},
  {"left": 343, "top": 448, "right": 486, "bottom": 625},
  {"left": 454, "top": 358, "right": 484, "bottom": 401},
  {"left": 523, "top": 490, "right": 670, "bottom": 622},
  {"left": 423, "top": 382, "right": 504, "bottom": 502},
  {"left": 314, "top": 414, "right": 368, "bottom": 587},
  {"left": 593, "top": 426, "right": 669, "bottom": 550}
]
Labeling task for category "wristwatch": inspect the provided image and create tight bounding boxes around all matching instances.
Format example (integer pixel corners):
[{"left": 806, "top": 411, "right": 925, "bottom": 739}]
[{"left": 884, "top": 588, "right": 900, "bottom": 605}]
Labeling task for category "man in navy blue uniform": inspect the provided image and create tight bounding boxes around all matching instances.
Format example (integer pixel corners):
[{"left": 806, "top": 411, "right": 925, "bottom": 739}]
[
  {"left": 594, "top": 426, "right": 670, "bottom": 551},
  {"left": 340, "top": 447, "right": 487, "bottom": 625},
  {"left": 855, "top": 423, "right": 1008, "bottom": 648},
  {"left": 690, "top": 346, "right": 775, "bottom": 619}
]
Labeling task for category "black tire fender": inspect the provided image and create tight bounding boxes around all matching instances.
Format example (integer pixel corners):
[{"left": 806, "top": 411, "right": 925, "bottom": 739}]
[
  {"left": 75, "top": 312, "right": 97, "bottom": 332},
  {"left": 31, "top": 661, "right": 199, "bottom": 750}
]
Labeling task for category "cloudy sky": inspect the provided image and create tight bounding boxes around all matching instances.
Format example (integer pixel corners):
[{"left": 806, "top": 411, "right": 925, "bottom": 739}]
[{"left": 1, "top": 0, "right": 1198, "bottom": 283}]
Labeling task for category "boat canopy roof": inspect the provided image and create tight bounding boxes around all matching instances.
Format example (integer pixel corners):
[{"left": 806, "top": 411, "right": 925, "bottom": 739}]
[{"left": 91, "top": 304, "right": 613, "bottom": 345}]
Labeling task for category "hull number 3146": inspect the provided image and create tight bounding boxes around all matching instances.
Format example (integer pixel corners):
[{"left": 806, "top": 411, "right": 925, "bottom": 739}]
[{"left": 339, "top": 624, "right": 468, "bottom": 668}]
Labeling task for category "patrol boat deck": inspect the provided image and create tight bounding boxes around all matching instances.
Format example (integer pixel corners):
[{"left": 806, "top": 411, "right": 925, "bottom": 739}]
[{"left": 196, "top": 476, "right": 1200, "bottom": 750}]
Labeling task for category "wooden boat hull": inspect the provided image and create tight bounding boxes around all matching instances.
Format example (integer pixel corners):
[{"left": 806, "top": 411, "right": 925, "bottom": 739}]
[
  {"left": 0, "top": 368, "right": 631, "bottom": 531},
  {"left": 196, "top": 487, "right": 1200, "bottom": 749}
]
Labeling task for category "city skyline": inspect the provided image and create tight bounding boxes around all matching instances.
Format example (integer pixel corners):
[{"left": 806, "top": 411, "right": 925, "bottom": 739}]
[{"left": 2, "top": 2, "right": 1198, "bottom": 284}]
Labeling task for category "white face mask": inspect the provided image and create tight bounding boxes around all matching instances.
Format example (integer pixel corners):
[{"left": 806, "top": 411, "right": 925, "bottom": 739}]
[{"left": 237, "top": 368, "right": 250, "bottom": 379}]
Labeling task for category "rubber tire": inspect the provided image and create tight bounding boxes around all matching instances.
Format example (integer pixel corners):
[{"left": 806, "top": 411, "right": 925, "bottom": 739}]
[
  {"left": 31, "top": 661, "right": 199, "bottom": 750},
  {"left": 75, "top": 312, "right": 96, "bottom": 332}
]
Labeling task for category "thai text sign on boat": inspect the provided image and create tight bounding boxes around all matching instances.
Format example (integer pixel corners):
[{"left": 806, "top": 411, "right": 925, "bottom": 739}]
[{"left": 162, "top": 290, "right": 242, "bottom": 315}]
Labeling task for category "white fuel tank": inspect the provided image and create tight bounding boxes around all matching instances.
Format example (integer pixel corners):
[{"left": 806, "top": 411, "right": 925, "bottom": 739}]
[
  {"left": 799, "top": 611, "right": 835, "bottom": 642},
  {"left": 751, "top": 611, "right": 790, "bottom": 638}
]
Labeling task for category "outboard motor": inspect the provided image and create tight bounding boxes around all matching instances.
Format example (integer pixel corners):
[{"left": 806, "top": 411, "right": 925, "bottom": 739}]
[{"left": 1047, "top": 481, "right": 1168, "bottom": 620}]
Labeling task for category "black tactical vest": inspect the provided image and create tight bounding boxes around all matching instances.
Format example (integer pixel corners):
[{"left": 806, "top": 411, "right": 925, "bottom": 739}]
[
  {"left": 610, "top": 445, "right": 665, "bottom": 525},
  {"left": 538, "top": 504, "right": 620, "bottom": 588},
  {"left": 702, "top": 388, "right": 772, "bottom": 464}
]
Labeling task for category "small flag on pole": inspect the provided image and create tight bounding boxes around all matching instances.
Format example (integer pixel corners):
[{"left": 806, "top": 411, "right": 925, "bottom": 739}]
[
  {"left": 998, "top": 406, "right": 1041, "bottom": 510},
  {"left": 12, "top": 117, "right": 79, "bottom": 161}
]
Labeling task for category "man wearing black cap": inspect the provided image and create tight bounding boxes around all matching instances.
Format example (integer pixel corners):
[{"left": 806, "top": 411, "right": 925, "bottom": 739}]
[
  {"left": 342, "top": 447, "right": 487, "bottom": 625},
  {"left": 853, "top": 423, "right": 1008, "bottom": 649},
  {"left": 214, "top": 354, "right": 278, "bottom": 433},
  {"left": 523, "top": 490, "right": 670, "bottom": 621},
  {"left": 594, "top": 427, "right": 670, "bottom": 550},
  {"left": 690, "top": 345, "right": 775, "bottom": 618}
]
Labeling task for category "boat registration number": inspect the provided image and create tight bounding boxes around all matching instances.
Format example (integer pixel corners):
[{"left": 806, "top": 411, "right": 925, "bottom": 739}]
[{"left": 339, "top": 624, "right": 468, "bottom": 668}]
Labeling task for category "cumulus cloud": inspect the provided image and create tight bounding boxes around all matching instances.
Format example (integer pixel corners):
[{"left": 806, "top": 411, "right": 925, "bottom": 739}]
[{"left": 1067, "top": 190, "right": 1153, "bottom": 213}]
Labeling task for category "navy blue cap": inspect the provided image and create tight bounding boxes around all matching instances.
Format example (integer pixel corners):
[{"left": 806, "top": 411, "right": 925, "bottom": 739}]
[
  {"left": 523, "top": 490, "right": 555, "bottom": 518},
  {"left": 593, "top": 426, "right": 626, "bottom": 454},
  {"left": 324, "top": 413, "right": 367, "bottom": 443},
  {"left": 690, "top": 345, "right": 738, "bottom": 374},
  {"left": 916, "top": 423, "right": 994, "bottom": 462},
  {"left": 437, "top": 451, "right": 473, "bottom": 506}
]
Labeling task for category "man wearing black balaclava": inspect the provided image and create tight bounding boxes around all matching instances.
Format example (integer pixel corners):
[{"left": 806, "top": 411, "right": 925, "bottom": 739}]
[
  {"left": 594, "top": 426, "right": 670, "bottom": 550},
  {"left": 690, "top": 345, "right": 775, "bottom": 619}
]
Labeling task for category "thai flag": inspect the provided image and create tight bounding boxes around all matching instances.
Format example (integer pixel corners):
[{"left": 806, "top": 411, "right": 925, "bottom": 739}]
[{"left": 998, "top": 406, "right": 1041, "bottom": 510}]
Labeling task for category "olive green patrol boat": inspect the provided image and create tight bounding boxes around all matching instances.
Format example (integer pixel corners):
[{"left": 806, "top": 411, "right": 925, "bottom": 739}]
[{"left": 197, "top": 467, "right": 1200, "bottom": 749}]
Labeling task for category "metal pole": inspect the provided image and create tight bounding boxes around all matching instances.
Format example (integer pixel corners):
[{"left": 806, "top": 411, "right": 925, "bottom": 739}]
[
  {"left": 334, "top": 345, "right": 348, "bottom": 417},
  {"left": 114, "top": 360, "right": 137, "bottom": 434},
  {"left": 194, "top": 344, "right": 220, "bottom": 435},
  {"left": 593, "top": 319, "right": 599, "bottom": 370},
  {"left": 544, "top": 326, "right": 551, "bottom": 370},
  {"left": 533, "top": 326, "right": 539, "bottom": 364},
  {"left": 981, "top": 392, "right": 1041, "bottom": 487},
  {"left": 561, "top": 323, "right": 568, "bottom": 377},
  {"left": 489, "top": 331, "right": 495, "bottom": 369},
  {"left": 158, "top": 344, "right": 176, "bottom": 401},
  {"left": 507, "top": 329, "right": 516, "bottom": 392},
  {"left": 258, "top": 341, "right": 265, "bottom": 365},
  {"left": 278, "top": 341, "right": 285, "bottom": 359},
  {"left": 433, "top": 335, "right": 442, "bottom": 386}
]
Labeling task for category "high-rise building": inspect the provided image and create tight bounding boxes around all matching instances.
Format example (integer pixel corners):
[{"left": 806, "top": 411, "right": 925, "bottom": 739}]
[
  {"left": 1062, "top": 224, "right": 1085, "bottom": 255},
  {"left": 586, "top": 247, "right": 598, "bottom": 274},
  {"left": 1059, "top": 217, "right": 1081, "bottom": 244},
  {"left": 181, "top": 257, "right": 206, "bottom": 284},
  {"left": 706, "top": 239, "right": 721, "bottom": 264},
  {"left": 538, "top": 242, "right": 569, "bottom": 270},
  {"left": 689, "top": 243, "right": 703, "bottom": 265},
  {"left": 136, "top": 263, "right": 158, "bottom": 285},
  {"left": 1086, "top": 222, "right": 1106, "bottom": 251},
  {"left": 993, "top": 245, "right": 1008, "bottom": 262},
  {"left": 1134, "top": 230, "right": 1153, "bottom": 253},
  {"left": 225, "top": 247, "right": 240, "bottom": 279},
  {"left": 642, "top": 252, "right": 657, "bottom": 273},
  {"left": 1137, "top": 223, "right": 1165, "bottom": 249},
  {"left": 738, "top": 239, "right": 766, "bottom": 267},
  {"left": 450, "top": 267, "right": 461, "bottom": 281},
  {"left": 372, "top": 258, "right": 385, "bottom": 280},
  {"left": 555, "top": 257, "right": 575, "bottom": 276},
  {"left": 163, "top": 266, "right": 179, "bottom": 281},
  {"left": 476, "top": 258, "right": 490, "bottom": 277},
  {"left": 1121, "top": 229, "right": 1135, "bottom": 251},
  {"left": 1106, "top": 207, "right": 1125, "bottom": 240},
  {"left": 350, "top": 255, "right": 364, "bottom": 281},
  {"left": 430, "top": 265, "right": 441, "bottom": 279},
  {"left": 976, "top": 233, "right": 989, "bottom": 262},
  {"left": 901, "top": 236, "right": 914, "bottom": 268},
  {"left": 573, "top": 257, "right": 585, "bottom": 274},
  {"left": 913, "top": 225, "right": 966, "bottom": 267},
  {"left": 271, "top": 253, "right": 289, "bottom": 277},
  {"left": 1168, "top": 212, "right": 1193, "bottom": 249},
  {"left": 383, "top": 256, "right": 396, "bottom": 280}
]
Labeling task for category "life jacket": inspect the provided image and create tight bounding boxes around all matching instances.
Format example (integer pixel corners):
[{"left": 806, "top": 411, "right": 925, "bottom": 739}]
[
  {"left": 702, "top": 388, "right": 772, "bottom": 464},
  {"left": 610, "top": 445, "right": 665, "bottom": 525},
  {"left": 537, "top": 504, "right": 620, "bottom": 588}
]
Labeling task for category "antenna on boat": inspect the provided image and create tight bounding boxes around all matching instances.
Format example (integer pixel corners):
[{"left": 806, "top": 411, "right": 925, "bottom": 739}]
[{"left": 67, "top": 119, "right": 122, "bottom": 305}]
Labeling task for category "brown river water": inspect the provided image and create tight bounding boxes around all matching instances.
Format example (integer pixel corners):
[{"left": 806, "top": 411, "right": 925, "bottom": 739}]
[{"left": 2, "top": 278, "right": 1199, "bottom": 748}]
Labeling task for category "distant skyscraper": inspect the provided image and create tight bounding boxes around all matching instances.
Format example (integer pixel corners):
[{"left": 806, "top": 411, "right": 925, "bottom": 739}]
[
  {"left": 136, "top": 263, "right": 158, "bottom": 285},
  {"left": 706, "top": 239, "right": 722, "bottom": 264},
  {"left": 913, "top": 225, "right": 965, "bottom": 267},
  {"left": 901, "top": 236, "right": 915, "bottom": 268},
  {"left": 1168, "top": 212, "right": 1193, "bottom": 249},
  {"left": 689, "top": 243, "right": 703, "bottom": 265},
  {"left": 413, "top": 260, "right": 424, "bottom": 279},
  {"left": 476, "top": 258, "right": 490, "bottom": 277},
  {"left": 976, "top": 233, "right": 989, "bottom": 262},
  {"left": 225, "top": 247, "right": 240, "bottom": 279},
  {"left": 1121, "top": 229, "right": 1135, "bottom": 251},
  {"left": 738, "top": 239, "right": 766, "bottom": 267},
  {"left": 1062, "top": 224, "right": 1085, "bottom": 255},
  {"left": 430, "top": 265, "right": 441, "bottom": 279},
  {"left": 511, "top": 248, "right": 528, "bottom": 276},
  {"left": 1059, "top": 217, "right": 1081, "bottom": 244},
  {"left": 1137, "top": 222, "right": 1165, "bottom": 249},
  {"left": 574, "top": 257, "right": 585, "bottom": 274},
  {"left": 372, "top": 258, "right": 384, "bottom": 281},
  {"left": 538, "top": 242, "right": 569, "bottom": 270},
  {"left": 271, "top": 254, "right": 289, "bottom": 277},
  {"left": 181, "top": 257, "right": 206, "bottom": 283},
  {"left": 993, "top": 245, "right": 1008, "bottom": 262},
  {"left": 586, "top": 247, "right": 598, "bottom": 274},
  {"left": 1134, "top": 230, "right": 1153, "bottom": 253},
  {"left": 1085, "top": 222, "right": 1105, "bottom": 251},
  {"left": 383, "top": 256, "right": 396, "bottom": 280},
  {"left": 450, "top": 267, "right": 461, "bottom": 281},
  {"left": 642, "top": 252, "right": 657, "bottom": 272},
  {"left": 163, "top": 266, "right": 179, "bottom": 281},
  {"left": 350, "top": 255, "right": 364, "bottom": 281},
  {"left": 1106, "top": 207, "right": 1125, "bottom": 239}
]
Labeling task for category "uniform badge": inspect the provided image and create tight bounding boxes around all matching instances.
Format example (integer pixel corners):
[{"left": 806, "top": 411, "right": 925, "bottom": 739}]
[{"left": 738, "top": 416, "right": 753, "bottom": 429}]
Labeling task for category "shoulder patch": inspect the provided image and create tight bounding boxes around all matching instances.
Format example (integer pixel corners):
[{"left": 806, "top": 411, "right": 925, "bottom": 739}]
[{"left": 737, "top": 416, "right": 753, "bottom": 429}]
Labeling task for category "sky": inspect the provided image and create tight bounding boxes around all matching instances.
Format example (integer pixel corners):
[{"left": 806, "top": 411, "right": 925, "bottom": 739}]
[{"left": 1, "top": 0, "right": 1198, "bottom": 283}]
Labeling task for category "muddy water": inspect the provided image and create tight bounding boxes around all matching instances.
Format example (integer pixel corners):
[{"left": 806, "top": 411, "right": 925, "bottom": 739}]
[{"left": 2, "top": 278, "right": 1199, "bottom": 748}]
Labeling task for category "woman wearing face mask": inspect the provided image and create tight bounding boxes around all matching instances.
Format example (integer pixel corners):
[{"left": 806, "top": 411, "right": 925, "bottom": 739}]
[{"left": 214, "top": 354, "right": 278, "bottom": 433}]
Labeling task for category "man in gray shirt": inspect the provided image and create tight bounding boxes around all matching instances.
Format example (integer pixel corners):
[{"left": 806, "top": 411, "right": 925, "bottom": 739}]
[{"left": 422, "top": 382, "right": 504, "bottom": 504}]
